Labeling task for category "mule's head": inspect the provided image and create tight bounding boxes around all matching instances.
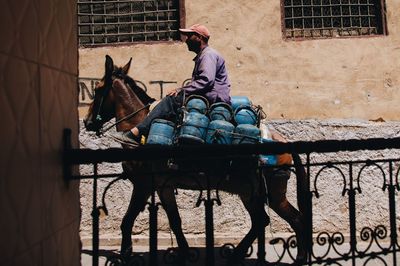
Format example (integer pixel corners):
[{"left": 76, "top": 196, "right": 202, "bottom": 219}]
[{"left": 83, "top": 55, "right": 133, "bottom": 133}]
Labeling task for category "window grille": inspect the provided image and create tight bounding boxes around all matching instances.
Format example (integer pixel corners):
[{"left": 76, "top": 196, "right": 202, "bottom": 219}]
[
  {"left": 78, "top": 0, "right": 183, "bottom": 46},
  {"left": 282, "top": 0, "right": 387, "bottom": 40}
]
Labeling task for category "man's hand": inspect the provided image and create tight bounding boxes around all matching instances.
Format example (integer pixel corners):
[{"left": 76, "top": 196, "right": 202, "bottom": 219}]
[{"left": 166, "top": 88, "right": 181, "bottom": 97}]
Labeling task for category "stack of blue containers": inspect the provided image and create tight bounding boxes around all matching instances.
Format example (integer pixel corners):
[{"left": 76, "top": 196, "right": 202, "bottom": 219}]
[
  {"left": 230, "top": 96, "right": 277, "bottom": 165},
  {"left": 147, "top": 118, "right": 176, "bottom": 145},
  {"left": 146, "top": 95, "right": 276, "bottom": 165},
  {"left": 231, "top": 96, "right": 260, "bottom": 145},
  {"left": 259, "top": 138, "right": 278, "bottom": 166},
  {"left": 206, "top": 102, "right": 235, "bottom": 144},
  {"left": 177, "top": 95, "right": 210, "bottom": 144}
]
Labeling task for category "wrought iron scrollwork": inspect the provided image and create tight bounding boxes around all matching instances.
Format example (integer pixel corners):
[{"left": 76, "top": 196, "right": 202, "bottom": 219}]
[
  {"left": 313, "top": 163, "right": 348, "bottom": 198},
  {"left": 219, "top": 243, "right": 253, "bottom": 264},
  {"left": 395, "top": 165, "right": 400, "bottom": 191},
  {"left": 358, "top": 225, "right": 390, "bottom": 254},
  {"left": 163, "top": 247, "right": 199, "bottom": 264},
  {"left": 220, "top": 243, "right": 235, "bottom": 259},
  {"left": 312, "top": 232, "right": 349, "bottom": 262},
  {"left": 105, "top": 253, "right": 145, "bottom": 266},
  {"left": 268, "top": 235, "right": 298, "bottom": 262},
  {"left": 363, "top": 255, "right": 388, "bottom": 266},
  {"left": 356, "top": 162, "right": 386, "bottom": 193},
  {"left": 98, "top": 176, "right": 124, "bottom": 217}
]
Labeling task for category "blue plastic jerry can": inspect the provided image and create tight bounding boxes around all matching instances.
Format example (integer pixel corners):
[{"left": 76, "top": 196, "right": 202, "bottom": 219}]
[{"left": 259, "top": 138, "right": 277, "bottom": 165}]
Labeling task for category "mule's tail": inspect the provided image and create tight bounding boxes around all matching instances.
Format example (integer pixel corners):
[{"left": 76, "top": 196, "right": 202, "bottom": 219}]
[{"left": 291, "top": 153, "right": 308, "bottom": 215}]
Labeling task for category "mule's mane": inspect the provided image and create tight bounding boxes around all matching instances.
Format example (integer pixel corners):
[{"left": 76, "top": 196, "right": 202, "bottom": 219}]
[
  {"left": 123, "top": 75, "right": 155, "bottom": 106},
  {"left": 109, "top": 66, "right": 156, "bottom": 106}
]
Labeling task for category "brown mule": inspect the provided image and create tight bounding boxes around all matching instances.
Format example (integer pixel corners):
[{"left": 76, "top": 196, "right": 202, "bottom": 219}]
[{"left": 83, "top": 55, "right": 308, "bottom": 264}]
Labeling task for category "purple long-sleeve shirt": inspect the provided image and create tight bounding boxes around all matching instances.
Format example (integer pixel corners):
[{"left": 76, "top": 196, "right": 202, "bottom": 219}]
[{"left": 181, "top": 46, "right": 231, "bottom": 104}]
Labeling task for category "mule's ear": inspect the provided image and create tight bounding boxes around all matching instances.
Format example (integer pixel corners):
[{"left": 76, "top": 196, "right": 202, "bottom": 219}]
[
  {"left": 122, "top": 57, "right": 132, "bottom": 75},
  {"left": 105, "top": 55, "right": 114, "bottom": 78}
]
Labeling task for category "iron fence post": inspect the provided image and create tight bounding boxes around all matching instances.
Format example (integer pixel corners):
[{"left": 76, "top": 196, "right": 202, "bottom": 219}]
[
  {"left": 348, "top": 163, "right": 357, "bottom": 266},
  {"left": 257, "top": 169, "right": 266, "bottom": 263},
  {"left": 388, "top": 162, "right": 398, "bottom": 266},
  {"left": 256, "top": 205, "right": 266, "bottom": 264},
  {"left": 306, "top": 153, "right": 313, "bottom": 266},
  {"left": 205, "top": 176, "right": 215, "bottom": 266},
  {"left": 91, "top": 163, "right": 99, "bottom": 266},
  {"left": 149, "top": 175, "right": 159, "bottom": 266}
]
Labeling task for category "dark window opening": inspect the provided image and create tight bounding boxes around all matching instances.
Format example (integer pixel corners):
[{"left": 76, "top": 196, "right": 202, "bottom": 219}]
[
  {"left": 282, "top": 0, "right": 387, "bottom": 40},
  {"left": 78, "top": 0, "right": 184, "bottom": 46}
]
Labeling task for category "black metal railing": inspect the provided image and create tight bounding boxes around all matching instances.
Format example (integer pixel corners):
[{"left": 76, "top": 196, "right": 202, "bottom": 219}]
[{"left": 64, "top": 128, "right": 400, "bottom": 265}]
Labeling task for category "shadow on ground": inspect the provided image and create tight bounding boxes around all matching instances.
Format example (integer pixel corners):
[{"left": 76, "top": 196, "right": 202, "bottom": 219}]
[{"left": 81, "top": 247, "right": 295, "bottom": 266}]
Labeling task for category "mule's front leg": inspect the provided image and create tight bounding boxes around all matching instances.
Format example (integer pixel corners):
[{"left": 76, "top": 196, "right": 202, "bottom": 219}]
[
  {"left": 120, "top": 187, "right": 151, "bottom": 258},
  {"left": 266, "top": 169, "right": 307, "bottom": 264},
  {"left": 158, "top": 187, "right": 190, "bottom": 261},
  {"left": 228, "top": 195, "right": 270, "bottom": 265}
]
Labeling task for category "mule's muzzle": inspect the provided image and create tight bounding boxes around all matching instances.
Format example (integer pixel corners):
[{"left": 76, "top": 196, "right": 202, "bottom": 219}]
[
  {"left": 84, "top": 119, "right": 104, "bottom": 137},
  {"left": 83, "top": 118, "right": 93, "bottom": 130},
  {"left": 83, "top": 118, "right": 98, "bottom": 132}
]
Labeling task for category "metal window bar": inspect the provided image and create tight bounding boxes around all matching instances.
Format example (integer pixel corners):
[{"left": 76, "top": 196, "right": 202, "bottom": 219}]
[
  {"left": 143, "top": 1, "right": 146, "bottom": 42},
  {"left": 283, "top": 0, "right": 386, "bottom": 39},
  {"left": 91, "top": 3, "right": 95, "bottom": 45},
  {"left": 116, "top": 2, "right": 120, "bottom": 43},
  {"left": 78, "top": 0, "right": 181, "bottom": 46},
  {"left": 104, "top": 2, "right": 107, "bottom": 44},
  {"left": 156, "top": 2, "right": 160, "bottom": 41}
]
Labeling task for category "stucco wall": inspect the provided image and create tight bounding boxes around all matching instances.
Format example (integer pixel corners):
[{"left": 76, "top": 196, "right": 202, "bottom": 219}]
[
  {"left": 78, "top": 0, "right": 400, "bottom": 121},
  {"left": 1, "top": 1, "right": 81, "bottom": 265}
]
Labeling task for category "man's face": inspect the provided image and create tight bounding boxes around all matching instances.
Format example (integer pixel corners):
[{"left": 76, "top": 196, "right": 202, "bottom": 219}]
[{"left": 183, "top": 33, "right": 201, "bottom": 52}]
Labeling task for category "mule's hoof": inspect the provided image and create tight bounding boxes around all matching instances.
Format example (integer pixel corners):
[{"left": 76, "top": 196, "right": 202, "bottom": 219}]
[
  {"left": 226, "top": 252, "right": 246, "bottom": 266},
  {"left": 164, "top": 247, "right": 197, "bottom": 265},
  {"left": 120, "top": 246, "right": 132, "bottom": 260},
  {"left": 226, "top": 257, "right": 245, "bottom": 266},
  {"left": 293, "top": 254, "right": 307, "bottom": 265}
]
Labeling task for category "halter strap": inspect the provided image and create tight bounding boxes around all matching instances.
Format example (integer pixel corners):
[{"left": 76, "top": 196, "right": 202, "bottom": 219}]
[{"left": 97, "top": 103, "right": 151, "bottom": 136}]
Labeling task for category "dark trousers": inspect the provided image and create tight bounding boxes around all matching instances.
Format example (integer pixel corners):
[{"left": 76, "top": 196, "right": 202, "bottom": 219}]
[{"left": 136, "top": 92, "right": 185, "bottom": 136}]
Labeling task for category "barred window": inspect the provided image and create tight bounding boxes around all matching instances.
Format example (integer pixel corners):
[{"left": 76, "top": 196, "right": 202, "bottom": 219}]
[
  {"left": 78, "top": 0, "right": 184, "bottom": 46},
  {"left": 282, "top": 0, "right": 387, "bottom": 40}
]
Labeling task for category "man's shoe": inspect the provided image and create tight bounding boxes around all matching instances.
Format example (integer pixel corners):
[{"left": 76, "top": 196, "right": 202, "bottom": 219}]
[{"left": 109, "top": 131, "right": 140, "bottom": 147}]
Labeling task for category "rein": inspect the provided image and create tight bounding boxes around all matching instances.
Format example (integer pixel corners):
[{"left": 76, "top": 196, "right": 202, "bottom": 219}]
[{"left": 97, "top": 103, "right": 151, "bottom": 136}]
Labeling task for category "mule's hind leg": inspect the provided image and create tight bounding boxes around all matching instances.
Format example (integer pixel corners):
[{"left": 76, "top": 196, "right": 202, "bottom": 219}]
[
  {"left": 120, "top": 185, "right": 151, "bottom": 257},
  {"left": 228, "top": 194, "right": 270, "bottom": 264},
  {"left": 157, "top": 187, "right": 190, "bottom": 258},
  {"left": 266, "top": 169, "right": 306, "bottom": 263}
]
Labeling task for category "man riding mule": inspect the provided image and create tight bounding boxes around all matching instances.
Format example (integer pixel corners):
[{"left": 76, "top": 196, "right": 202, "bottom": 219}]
[
  {"left": 111, "top": 24, "right": 231, "bottom": 147},
  {"left": 83, "top": 52, "right": 309, "bottom": 264}
]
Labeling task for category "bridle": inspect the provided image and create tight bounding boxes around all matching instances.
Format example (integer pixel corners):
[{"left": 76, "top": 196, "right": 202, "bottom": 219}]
[
  {"left": 93, "top": 82, "right": 109, "bottom": 128},
  {"left": 93, "top": 74, "right": 150, "bottom": 136}
]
